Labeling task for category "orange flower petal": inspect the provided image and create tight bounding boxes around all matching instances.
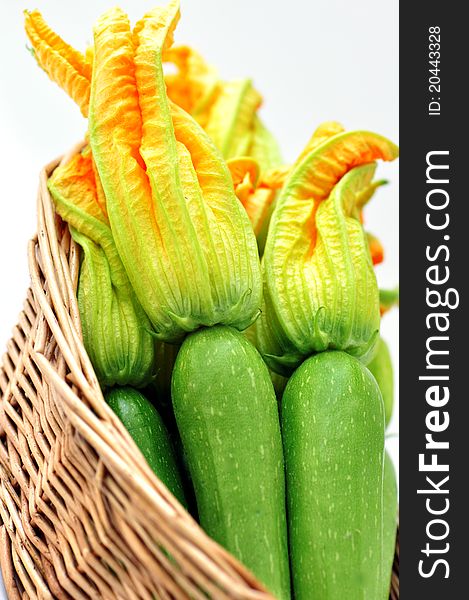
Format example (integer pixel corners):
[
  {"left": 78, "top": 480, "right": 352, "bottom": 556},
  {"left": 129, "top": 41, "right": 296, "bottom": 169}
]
[{"left": 24, "top": 9, "right": 91, "bottom": 116}]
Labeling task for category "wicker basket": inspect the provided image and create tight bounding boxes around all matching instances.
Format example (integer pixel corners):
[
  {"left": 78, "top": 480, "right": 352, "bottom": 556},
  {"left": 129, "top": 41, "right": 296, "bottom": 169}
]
[{"left": 0, "top": 151, "right": 400, "bottom": 599}]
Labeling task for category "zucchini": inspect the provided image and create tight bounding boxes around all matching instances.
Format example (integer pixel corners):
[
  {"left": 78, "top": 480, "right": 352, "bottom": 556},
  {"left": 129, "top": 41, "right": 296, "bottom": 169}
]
[
  {"left": 367, "top": 337, "right": 394, "bottom": 426},
  {"left": 383, "top": 451, "right": 398, "bottom": 598},
  {"left": 281, "top": 351, "right": 385, "bottom": 599},
  {"left": 172, "top": 325, "right": 291, "bottom": 600},
  {"left": 105, "top": 387, "right": 187, "bottom": 509}
]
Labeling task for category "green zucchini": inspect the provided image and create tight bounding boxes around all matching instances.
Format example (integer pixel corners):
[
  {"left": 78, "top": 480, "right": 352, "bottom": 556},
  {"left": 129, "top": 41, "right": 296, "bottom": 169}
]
[
  {"left": 367, "top": 337, "right": 394, "bottom": 426},
  {"left": 383, "top": 451, "right": 398, "bottom": 599},
  {"left": 281, "top": 351, "right": 385, "bottom": 600},
  {"left": 105, "top": 387, "right": 187, "bottom": 508},
  {"left": 172, "top": 325, "right": 291, "bottom": 600}
]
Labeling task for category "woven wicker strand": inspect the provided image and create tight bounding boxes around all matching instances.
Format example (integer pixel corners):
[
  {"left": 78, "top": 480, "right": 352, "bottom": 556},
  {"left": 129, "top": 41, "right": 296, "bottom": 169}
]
[{"left": 0, "top": 152, "right": 400, "bottom": 599}]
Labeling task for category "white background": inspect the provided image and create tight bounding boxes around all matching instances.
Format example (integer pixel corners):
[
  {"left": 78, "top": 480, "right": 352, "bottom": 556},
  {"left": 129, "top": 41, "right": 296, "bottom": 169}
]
[{"left": 0, "top": 1, "right": 398, "bottom": 597}]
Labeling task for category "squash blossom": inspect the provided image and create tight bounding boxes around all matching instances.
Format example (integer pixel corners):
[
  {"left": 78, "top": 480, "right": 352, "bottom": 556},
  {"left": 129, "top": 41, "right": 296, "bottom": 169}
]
[
  {"left": 163, "top": 44, "right": 283, "bottom": 169},
  {"left": 227, "top": 121, "right": 388, "bottom": 260},
  {"left": 205, "top": 83, "right": 283, "bottom": 170},
  {"left": 26, "top": 1, "right": 262, "bottom": 342},
  {"left": 256, "top": 129, "right": 399, "bottom": 376},
  {"left": 224, "top": 156, "right": 280, "bottom": 256},
  {"left": 163, "top": 41, "right": 284, "bottom": 246},
  {"left": 226, "top": 158, "right": 269, "bottom": 236},
  {"left": 164, "top": 45, "right": 219, "bottom": 121},
  {"left": 253, "top": 121, "right": 388, "bottom": 263},
  {"left": 48, "top": 149, "right": 156, "bottom": 387}
]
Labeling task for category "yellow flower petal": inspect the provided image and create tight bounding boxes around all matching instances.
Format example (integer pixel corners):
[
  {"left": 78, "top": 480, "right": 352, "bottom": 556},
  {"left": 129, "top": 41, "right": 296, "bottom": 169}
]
[{"left": 24, "top": 9, "right": 91, "bottom": 116}]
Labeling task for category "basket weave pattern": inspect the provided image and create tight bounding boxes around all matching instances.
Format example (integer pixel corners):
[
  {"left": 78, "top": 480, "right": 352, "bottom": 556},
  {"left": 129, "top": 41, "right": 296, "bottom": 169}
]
[{"left": 0, "top": 153, "right": 399, "bottom": 599}]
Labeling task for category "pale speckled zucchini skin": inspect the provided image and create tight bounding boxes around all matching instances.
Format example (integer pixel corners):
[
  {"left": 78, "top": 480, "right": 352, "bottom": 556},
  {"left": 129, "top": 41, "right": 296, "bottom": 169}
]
[
  {"left": 172, "top": 325, "right": 291, "bottom": 600},
  {"left": 282, "top": 351, "right": 385, "bottom": 600},
  {"left": 383, "top": 451, "right": 398, "bottom": 598},
  {"left": 105, "top": 387, "right": 188, "bottom": 509}
]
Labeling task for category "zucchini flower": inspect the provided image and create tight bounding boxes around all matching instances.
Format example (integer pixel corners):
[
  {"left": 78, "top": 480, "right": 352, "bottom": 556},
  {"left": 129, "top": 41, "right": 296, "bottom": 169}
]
[
  {"left": 227, "top": 158, "right": 268, "bottom": 234},
  {"left": 204, "top": 79, "right": 263, "bottom": 159},
  {"left": 256, "top": 129, "right": 399, "bottom": 375},
  {"left": 48, "top": 148, "right": 156, "bottom": 387},
  {"left": 90, "top": 3, "right": 261, "bottom": 341},
  {"left": 239, "top": 121, "right": 390, "bottom": 263},
  {"left": 227, "top": 123, "right": 348, "bottom": 254},
  {"left": 26, "top": 1, "right": 262, "bottom": 342},
  {"left": 226, "top": 157, "right": 279, "bottom": 255},
  {"left": 164, "top": 45, "right": 219, "bottom": 121},
  {"left": 162, "top": 43, "right": 283, "bottom": 170},
  {"left": 163, "top": 40, "right": 285, "bottom": 246}
]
